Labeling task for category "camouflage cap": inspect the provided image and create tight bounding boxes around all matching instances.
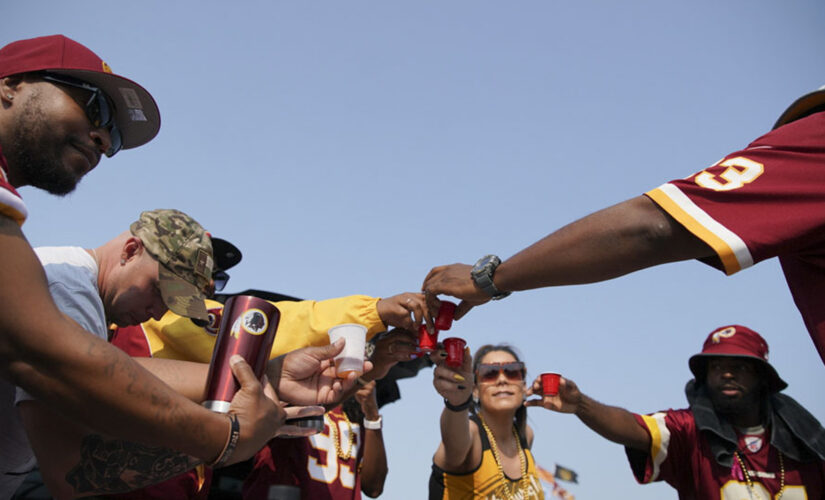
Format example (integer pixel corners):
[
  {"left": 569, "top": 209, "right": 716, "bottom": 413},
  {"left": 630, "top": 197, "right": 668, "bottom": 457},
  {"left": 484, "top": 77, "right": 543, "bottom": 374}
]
[{"left": 130, "top": 209, "right": 213, "bottom": 321}]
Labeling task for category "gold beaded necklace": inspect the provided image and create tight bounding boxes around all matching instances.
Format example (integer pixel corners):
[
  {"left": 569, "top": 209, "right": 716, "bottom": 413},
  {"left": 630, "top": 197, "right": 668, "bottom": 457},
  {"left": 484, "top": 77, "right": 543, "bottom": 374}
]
[
  {"left": 734, "top": 450, "right": 784, "bottom": 500},
  {"left": 329, "top": 411, "right": 355, "bottom": 460},
  {"left": 479, "top": 415, "right": 528, "bottom": 500}
]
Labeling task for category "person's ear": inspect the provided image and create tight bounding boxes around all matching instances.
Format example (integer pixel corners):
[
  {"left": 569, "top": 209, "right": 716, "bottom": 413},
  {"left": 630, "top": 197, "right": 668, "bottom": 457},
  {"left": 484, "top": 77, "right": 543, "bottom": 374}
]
[
  {"left": 120, "top": 237, "right": 145, "bottom": 264},
  {"left": 1, "top": 75, "right": 24, "bottom": 106}
]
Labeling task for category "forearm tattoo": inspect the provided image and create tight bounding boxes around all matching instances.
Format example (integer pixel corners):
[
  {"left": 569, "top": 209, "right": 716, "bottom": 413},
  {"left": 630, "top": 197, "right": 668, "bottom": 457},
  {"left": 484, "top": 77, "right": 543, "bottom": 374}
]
[{"left": 66, "top": 434, "right": 201, "bottom": 494}]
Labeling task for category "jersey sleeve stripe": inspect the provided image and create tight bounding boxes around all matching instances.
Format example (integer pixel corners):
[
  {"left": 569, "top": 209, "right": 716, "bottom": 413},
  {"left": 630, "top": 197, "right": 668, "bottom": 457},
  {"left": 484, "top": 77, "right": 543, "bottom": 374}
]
[
  {"left": 645, "top": 184, "right": 753, "bottom": 274},
  {"left": 0, "top": 190, "right": 27, "bottom": 226},
  {"left": 640, "top": 413, "right": 670, "bottom": 482}
]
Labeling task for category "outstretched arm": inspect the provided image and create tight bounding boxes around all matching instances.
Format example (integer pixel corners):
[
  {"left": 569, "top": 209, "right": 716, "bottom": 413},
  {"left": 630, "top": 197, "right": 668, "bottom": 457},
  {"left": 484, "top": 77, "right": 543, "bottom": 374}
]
[
  {"left": 432, "top": 348, "right": 479, "bottom": 471},
  {"left": 20, "top": 356, "right": 321, "bottom": 498},
  {"left": 423, "top": 196, "right": 713, "bottom": 317},
  {"left": 354, "top": 381, "right": 388, "bottom": 498},
  {"left": 525, "top": 375, "right": 650, "bottom": 452}
]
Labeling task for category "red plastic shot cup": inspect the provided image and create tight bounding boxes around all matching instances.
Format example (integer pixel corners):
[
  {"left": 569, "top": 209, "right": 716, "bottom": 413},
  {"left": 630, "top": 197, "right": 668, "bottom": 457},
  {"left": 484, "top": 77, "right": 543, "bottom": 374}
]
[
  {"left": 434, "top": 300, "right": 457, "bottom": 331},
  {"left": 443, "top": 337, "right": 467, "bottom": 368},
  {"left": 418, "top": 324, "right": 440, "bottom": 353},
  {"left": 203, "top": 295, "right": 281, "bottom": 413},
  {"left": 541, "top": 373, "right": 561, "bottom": 396}
]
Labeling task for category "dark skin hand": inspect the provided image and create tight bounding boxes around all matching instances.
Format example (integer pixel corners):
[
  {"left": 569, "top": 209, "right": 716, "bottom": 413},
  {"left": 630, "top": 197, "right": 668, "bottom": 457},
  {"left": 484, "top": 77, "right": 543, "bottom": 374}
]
[{"left": 525, "top": 374, "right": 650, "bottom": 452}]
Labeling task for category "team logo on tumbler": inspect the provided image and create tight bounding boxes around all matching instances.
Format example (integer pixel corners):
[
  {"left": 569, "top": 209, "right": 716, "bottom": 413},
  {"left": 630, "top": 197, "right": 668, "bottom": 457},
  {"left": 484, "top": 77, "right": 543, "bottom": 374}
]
[{"left": 231, "top": 308, "right": 268, "bottom": 338}]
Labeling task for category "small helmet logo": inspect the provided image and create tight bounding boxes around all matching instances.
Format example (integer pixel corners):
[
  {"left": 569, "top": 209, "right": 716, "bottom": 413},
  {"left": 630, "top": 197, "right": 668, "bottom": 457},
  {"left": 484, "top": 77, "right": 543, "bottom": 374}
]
[
  {"left": 101, "top": 61, "right": 112, "bottom": 74},
  {"left": 205, "top": 309, "right": 221, "bottom": 335},
  {"left": 711, "top": 326, "right": 737, "bottom": 344}
]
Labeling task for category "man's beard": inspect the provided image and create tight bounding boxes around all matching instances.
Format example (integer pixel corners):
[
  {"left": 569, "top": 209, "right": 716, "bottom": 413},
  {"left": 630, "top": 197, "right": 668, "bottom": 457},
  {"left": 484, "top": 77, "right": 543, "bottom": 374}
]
[
  {"left": 5, "top": 91, "right": 81, "bottom": 196},
  {"left": 708, "top": 386, "right": 762, "bottom": 421}
]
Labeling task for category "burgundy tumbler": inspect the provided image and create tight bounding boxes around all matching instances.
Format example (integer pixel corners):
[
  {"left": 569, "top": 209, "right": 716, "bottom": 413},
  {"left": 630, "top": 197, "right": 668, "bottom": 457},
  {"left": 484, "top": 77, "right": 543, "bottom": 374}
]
[{"left": 203, "top": 295, "right": 280, "bottom": 413}]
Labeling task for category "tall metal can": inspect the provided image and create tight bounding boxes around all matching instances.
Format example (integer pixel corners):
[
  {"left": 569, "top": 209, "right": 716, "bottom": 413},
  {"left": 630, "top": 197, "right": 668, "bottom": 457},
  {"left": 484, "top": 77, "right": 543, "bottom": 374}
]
[{"left": 203, "top": 295, "right": 280, "bottom": 413}]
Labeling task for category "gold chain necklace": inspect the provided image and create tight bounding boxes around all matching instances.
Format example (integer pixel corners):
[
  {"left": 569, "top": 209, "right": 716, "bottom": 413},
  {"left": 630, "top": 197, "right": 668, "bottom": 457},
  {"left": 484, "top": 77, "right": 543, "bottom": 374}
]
[
  {"left": 480, "top": 415, "right": 527, "bottom": 500},
  {"left": 734, "top": 449, "right": 784, "bottom": 500},
  {"left": 330, "top": 411, "right": 355, "bottom": 460}
]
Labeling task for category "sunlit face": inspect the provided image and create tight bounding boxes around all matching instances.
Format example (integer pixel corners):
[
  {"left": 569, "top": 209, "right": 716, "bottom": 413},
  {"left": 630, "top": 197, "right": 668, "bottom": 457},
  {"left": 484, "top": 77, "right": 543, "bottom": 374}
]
[
  {"left": 705, "top": 357, "right": 763, "bottom": 417},
  {"left": 474, "top": 350, "right": 527, "bottom": 413},
  {"left": 104, "top": 252, "right": 168, "bottom": 327},
  {"left": 4, "top": 77, "right": 113, "bottom": 195}
]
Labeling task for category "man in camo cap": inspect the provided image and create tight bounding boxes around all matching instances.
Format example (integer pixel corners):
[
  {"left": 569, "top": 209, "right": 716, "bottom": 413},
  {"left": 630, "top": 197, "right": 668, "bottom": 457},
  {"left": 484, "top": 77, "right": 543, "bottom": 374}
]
[
  {"left": 34, "top": 206, "right": 213, "bottom": 345},
  {"left": 129, "top": 208, "right": 213, "bottom": 323}
]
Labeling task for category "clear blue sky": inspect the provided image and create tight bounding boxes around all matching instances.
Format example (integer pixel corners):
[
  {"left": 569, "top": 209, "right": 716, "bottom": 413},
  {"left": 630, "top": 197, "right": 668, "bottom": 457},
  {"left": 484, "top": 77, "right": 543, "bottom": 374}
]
[{"left": 6, "top": 2, "right": 825, "bottom": 498}]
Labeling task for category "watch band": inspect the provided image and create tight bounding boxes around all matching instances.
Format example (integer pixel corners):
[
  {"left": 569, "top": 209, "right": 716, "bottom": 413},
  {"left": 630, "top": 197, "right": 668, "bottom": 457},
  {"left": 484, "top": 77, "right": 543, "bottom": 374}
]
[
  {"left": 471, "top": 255, "right": 511, "bottom": 300},
  {"left": 444, "top": 395, "right": 473, "bottom": 412},
  {"left": 363, "top": 416, "right": 382, "bottom": 430}
]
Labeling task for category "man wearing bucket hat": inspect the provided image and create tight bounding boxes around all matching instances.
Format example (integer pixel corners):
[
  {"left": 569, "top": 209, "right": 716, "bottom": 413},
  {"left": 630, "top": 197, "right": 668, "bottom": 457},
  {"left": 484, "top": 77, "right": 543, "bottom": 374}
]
[
  {"left": 422, "top": 84, "right": 825, "bottom": 369},
  {"left": 0, "top": 35, "right": 306, "bottom": 497},
  {"left": 526, "top": 325, "right": 825, "bottom": 498}
]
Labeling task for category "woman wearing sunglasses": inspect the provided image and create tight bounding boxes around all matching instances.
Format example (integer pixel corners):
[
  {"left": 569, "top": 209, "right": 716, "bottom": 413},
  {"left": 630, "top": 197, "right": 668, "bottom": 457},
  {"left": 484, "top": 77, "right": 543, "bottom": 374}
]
[{"left": 429, "top": 343, "right": 545, "bottom": 499}]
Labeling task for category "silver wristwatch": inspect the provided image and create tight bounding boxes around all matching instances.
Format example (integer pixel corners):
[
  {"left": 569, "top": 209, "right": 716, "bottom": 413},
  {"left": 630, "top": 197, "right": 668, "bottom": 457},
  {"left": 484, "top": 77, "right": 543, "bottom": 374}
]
[{"left": 471, "top": 255, "right": 511, "bottom": 300}]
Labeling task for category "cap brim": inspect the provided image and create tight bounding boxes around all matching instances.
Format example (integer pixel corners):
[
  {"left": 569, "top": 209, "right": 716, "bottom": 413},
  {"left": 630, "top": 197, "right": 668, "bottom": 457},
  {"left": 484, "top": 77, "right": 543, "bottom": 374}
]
[
  {"left": 773, "top": 87, "right": 825, "bottom": 130},
  {"left": 688, "top": 353, "right": 788, "bottom": 392},
  {"left": 49, "top": 69, "right": 161, "bottom": 150},
  {"left": 212, "top": 237, "right": 242, "bottom": 272},
  {"left": 158, "top": 265, "right": 208, "bottom": 321}
]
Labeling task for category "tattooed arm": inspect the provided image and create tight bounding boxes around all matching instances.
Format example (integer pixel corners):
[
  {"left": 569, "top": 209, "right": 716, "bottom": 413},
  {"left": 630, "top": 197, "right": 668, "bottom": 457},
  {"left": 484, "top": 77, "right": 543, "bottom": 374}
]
[{"left": 18, "top": 399, "right": 202, "bottom": 499}]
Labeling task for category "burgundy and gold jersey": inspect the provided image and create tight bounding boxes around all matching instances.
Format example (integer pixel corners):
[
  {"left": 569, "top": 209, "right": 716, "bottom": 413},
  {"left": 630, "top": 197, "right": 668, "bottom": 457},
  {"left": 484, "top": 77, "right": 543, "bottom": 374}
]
[
  {"left": 0, "top": 147, "right": 27, "bottom": 226},
  {"left": 629, "top": 409, "right": 825, "bottom": 499},
  {"left": 644, "top": 111, "right": 825, "bottom": 365},
  {"left": 243, "top": 407, "right": 364, "bottom": 500},
  {"left": 429, "top": 415, "right": 544, "bottom": 500}
]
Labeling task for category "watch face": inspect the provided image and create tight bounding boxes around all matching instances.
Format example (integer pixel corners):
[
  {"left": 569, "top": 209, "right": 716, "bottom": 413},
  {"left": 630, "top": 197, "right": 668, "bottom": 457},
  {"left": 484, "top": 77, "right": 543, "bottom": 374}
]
[{"left": 474, "top": 255, "right": 498, "bottom": 274}]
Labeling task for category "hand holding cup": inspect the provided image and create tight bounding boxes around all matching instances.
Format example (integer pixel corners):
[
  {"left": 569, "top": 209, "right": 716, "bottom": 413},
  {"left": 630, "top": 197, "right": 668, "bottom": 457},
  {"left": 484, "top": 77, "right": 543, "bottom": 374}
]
[{"left": 524, "top": 373, "right": 582, "bottom": 414}]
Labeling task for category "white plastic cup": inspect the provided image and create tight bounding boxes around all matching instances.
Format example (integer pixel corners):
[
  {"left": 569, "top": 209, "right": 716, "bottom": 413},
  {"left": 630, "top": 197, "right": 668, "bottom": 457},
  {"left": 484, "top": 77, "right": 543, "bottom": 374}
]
[{"left": 328, "top": 323, "right": 367, "bottom": 378}]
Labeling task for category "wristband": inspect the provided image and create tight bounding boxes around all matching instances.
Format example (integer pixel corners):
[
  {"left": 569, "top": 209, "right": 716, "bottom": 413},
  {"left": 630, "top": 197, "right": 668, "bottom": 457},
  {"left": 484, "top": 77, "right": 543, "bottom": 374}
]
[
  {"left": 207, "top": 412, "right": 240, "bottom": 468},
  {"left": 363, "top": 416, "right": 382, "bottom": 430},
  {"left": 444, "top": 395, "right": 473, "bottom": 412}
]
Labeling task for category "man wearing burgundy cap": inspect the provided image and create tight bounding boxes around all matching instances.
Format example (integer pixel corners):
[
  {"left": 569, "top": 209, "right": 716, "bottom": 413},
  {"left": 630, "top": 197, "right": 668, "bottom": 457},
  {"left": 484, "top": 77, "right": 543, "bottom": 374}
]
[
  {"left": 0, "top": 35, "right": 345, "bottom": 499},
  {"left": 526, "top": 325, "right": 825, "bottom": 499}
]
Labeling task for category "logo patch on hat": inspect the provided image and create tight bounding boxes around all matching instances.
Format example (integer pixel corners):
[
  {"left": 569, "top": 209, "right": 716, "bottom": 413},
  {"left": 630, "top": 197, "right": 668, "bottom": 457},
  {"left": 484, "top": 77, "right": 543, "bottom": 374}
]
[
  {"left": 101, "top": 61, "right": 112, "bottom": 74},
  {"left": 711, "top": 326, "right": 737, "bottom": 344},
  {"left": 194, "top": 249, "right": 210, "bottom": 281}
]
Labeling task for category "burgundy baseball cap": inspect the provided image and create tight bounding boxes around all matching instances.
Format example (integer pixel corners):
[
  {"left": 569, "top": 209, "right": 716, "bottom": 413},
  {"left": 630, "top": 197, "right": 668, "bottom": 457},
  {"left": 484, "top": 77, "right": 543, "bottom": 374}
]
[
  {"left": 0, "top": 34, "right": 160, "bottom": 150},
  {"left": 773, "top": 84, "right": 825, "bottom": 130},
  {"left": 688, "top": 325, "right": 787, "bottom": 392}
]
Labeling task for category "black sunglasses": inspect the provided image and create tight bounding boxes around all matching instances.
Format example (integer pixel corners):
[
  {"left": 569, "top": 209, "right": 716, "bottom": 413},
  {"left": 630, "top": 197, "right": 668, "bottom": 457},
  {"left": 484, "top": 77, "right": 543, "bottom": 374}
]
[
  {"left": 213, "top": 270, "right": 230, "bottom": 292},
  {"left": 40, "top": 72, "right": 122, "bottom": 157},
  {"left": 476, "top": 362, "right": 526, "bottom": 383}
]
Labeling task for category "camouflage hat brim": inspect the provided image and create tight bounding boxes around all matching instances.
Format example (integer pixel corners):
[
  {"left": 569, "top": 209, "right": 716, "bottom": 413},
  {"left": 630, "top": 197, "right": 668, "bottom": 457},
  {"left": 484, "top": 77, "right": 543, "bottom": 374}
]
[{"left": 158, "top": 264, "right": 208, "bottom": 321}]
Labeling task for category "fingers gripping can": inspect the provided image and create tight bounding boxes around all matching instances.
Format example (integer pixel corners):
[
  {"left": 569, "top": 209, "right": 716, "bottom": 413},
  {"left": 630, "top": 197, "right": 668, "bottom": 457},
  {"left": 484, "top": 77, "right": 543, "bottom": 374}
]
[{"left": 203, "top": 295, "right": 280, "bottom": 413}]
